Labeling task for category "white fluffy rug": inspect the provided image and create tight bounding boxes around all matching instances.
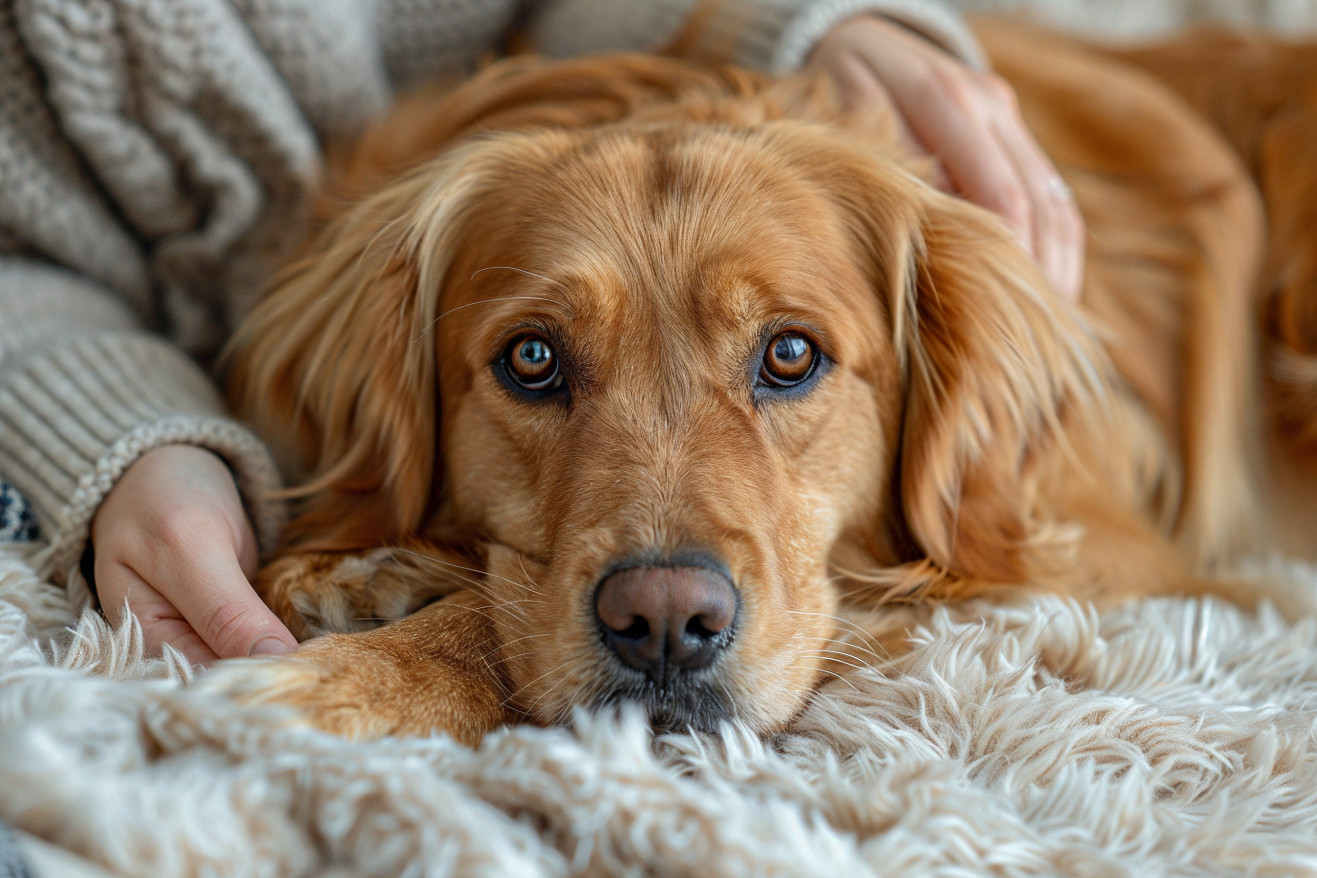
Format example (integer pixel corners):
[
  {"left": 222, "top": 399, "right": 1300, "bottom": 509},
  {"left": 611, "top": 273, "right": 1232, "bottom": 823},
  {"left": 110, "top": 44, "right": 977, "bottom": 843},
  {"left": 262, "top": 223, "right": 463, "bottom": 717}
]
[{"left": 4, "top": 543, "right": 1317, "bottom": 876}]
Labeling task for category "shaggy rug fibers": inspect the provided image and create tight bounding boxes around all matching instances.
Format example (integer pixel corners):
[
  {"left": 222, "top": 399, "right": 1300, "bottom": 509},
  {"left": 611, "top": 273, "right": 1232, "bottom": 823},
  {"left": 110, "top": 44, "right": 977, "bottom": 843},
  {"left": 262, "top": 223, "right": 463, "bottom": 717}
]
[{"left": 3, "top": 542, "right": 1317, "bottom": 876}]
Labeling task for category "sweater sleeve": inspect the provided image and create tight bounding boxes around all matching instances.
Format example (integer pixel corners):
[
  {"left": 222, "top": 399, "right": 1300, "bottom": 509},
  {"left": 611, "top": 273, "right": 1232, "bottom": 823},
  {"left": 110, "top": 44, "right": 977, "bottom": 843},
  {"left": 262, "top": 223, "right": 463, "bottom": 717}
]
[
  {"left": 525, "top": 0, "right": 985, "bottom": 74},
  {"left": 0, "top": 260, "right": 284, "bottom": 606},
  {"left": 0, "top": 0, "right": 345, "bottom": 599}
]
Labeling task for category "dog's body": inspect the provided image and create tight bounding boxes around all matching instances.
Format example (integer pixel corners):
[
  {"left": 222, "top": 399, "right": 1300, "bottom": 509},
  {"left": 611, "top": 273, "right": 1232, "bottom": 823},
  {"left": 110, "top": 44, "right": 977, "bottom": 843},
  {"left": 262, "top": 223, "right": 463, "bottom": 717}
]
[{"left": 221, "top": 20, "right": 1317, "bottom": 743}]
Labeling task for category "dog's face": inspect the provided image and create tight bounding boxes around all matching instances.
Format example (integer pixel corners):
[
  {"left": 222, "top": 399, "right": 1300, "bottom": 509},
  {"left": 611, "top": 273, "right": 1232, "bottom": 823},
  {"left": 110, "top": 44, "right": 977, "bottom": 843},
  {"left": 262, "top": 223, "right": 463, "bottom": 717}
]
[
  {"left": 433, "top": 125, "right": 906, "bottom": 729},
  {"left": 231, "top": 56, "right": 1098, "bottom": 734}
]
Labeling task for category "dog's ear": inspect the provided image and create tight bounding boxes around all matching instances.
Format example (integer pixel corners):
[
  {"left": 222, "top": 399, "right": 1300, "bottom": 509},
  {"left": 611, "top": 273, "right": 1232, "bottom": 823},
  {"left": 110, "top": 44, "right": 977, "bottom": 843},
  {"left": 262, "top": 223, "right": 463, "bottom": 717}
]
[
  {"left": 226, "top": 147, "right": 488, "bottom": 550},
  {"left": 842, "top": 174, "right": 1105, "bottom": 593}
]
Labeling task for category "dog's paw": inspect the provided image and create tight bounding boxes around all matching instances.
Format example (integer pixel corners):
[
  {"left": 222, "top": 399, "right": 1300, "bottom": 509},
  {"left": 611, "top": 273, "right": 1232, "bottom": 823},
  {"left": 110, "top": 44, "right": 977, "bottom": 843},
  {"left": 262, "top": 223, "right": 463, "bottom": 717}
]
[
  {"left": 199, "top": 610, "right": 516, "bottom": 746},
  {"left": 255, "top": 550, "right": 422, "bottom": 639},
  {"left": 199, "top": 645, "right": 398, "bottom": 740}
]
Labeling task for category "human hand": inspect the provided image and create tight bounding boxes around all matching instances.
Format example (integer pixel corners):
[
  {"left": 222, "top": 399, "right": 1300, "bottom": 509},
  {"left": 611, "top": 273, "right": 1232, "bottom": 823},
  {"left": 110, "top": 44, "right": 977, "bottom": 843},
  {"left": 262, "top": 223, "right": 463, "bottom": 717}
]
[
  {"left": 90, "top": 445, "right": 297, "bottom": 663},
  {"left": 809, "top": 16, "right": 1085, "bottom": 300}
]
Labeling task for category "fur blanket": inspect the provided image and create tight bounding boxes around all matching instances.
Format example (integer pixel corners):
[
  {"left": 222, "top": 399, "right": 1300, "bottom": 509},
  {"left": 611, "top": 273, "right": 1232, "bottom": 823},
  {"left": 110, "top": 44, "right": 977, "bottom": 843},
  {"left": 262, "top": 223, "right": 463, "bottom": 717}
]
[{"left": 3, "top": 543, "right": 1317, "bottom": 876}]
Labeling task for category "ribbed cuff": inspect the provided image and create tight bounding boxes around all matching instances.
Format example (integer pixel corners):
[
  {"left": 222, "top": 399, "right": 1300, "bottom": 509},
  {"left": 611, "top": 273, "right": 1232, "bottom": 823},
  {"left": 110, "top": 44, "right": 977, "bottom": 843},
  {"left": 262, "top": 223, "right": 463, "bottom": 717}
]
[
  {"left": 767, "top": 0, "right": 986, "bottom": 73},
  {"left": 528, "top": 0, "right": 983, "bottom": 73},
  {"left": 0, "top": 334, "right": 285, "bottom": 605}
]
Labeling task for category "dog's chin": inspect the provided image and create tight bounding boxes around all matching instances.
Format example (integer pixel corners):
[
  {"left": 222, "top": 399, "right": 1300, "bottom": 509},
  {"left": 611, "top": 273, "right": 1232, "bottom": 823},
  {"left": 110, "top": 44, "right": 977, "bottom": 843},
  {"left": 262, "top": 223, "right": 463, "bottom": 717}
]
[{"left": 589, "top": 677, "right": 735, "bottom": 735}]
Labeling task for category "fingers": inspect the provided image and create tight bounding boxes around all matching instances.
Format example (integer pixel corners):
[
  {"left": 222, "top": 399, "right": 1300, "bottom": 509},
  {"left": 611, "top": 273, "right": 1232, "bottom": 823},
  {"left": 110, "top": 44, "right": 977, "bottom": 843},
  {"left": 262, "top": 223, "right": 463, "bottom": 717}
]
[
  {"left": 828, "top": 50, "right": 896, "bottom": 112},
  {"left": 140, "top": 532, "right": 297, "bottom": 658},
  {"left": 898, "top": 67, "right": 1085, "bottom": 300},
  {"left": 941, "top": 108, "right": 1085, "bottom": 301},
  {"left": 97, "top": 538, "right": 296, "bottom": 661},
  {"left": 95, "top": 561, "right": 220, "bottom": 664},
  {"left": 892, "top": 63, "right": 1035, "bottom": 246},
  {"left": 983, "top": 83, "right": 1086, "bottom": 300},
  {"left": 90, "top": 445, "right": 297, "bottom": 662},
  {"left": 808, "top": 16, "right": 1087, "bottom": 300},
  {"left": 831, "top": 55, "right": 952, "bottom": 191}
]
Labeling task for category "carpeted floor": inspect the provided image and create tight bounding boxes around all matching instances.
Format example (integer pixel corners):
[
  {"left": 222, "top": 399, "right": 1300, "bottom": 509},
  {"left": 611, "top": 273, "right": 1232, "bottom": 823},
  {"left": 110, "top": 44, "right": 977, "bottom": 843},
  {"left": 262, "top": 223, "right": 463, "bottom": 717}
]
[{"left": 3, "top": 544, "right": 1317, "bottom": 876}]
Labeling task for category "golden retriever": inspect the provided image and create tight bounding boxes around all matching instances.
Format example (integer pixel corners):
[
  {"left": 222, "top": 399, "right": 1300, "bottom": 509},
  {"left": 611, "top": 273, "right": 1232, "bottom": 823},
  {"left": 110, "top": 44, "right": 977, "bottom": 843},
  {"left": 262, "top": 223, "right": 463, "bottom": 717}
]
[{"left": 221, "top": 20, "right": 1317, "bottom": 744}]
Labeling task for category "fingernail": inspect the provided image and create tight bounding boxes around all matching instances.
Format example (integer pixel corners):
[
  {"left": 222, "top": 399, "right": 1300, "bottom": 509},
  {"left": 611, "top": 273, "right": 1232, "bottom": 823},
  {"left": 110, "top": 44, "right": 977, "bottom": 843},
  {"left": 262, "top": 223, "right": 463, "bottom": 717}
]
[{"left": 249, "top": 636, "right": 293, "bottom": 656}]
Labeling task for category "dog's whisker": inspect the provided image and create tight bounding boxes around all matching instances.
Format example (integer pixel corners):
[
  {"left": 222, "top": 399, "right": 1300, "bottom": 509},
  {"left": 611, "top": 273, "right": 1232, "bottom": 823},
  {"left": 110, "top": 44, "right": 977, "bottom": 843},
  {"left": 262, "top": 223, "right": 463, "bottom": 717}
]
[
  {"left": 498, "top": 607, "right": 534, "bottom": 627},
  {"left": 383, "top": 548, "right": 485, "bottom": 588},
  {"left": 474, "top": 632, "right": 553, "bottom": 665},
  {"left": 550, "top": 686, "right": 585, "bottom": 729},
  {"left": 803, "top": 631, "right": 886, "bottom": 663},
  {"left": 811, "top": 634, "right": 887, "bottom": 664},
  {"left": 508, "top": 659, "right": 576, "bottom": 704},
  {"left": 712, "top": 677, "right": 743, "bottom": 725},
  {"left": 803, "top": 647, "right": 879, "bottom": 671},
  {"left": 488, "top": 596, "right": 552, "bottom": 615},
  {"left": 511, "top": 662, "right": 579, "bottom": 716},
  {"left": 470, "top": 265, "right": 572, "bottom": 294},
  {"left": 799, "top": 652, "right": 873, "bottom": 674},
  {"left": 418, "top": 600, "right": 522, "bottom": 633},
  {"left": 786, "top": 609, "right": 890, "bottom": 660},
  {"left": 491, "top": 605, "right": 535, "bottom": 625},
  {"left": 496, "top": 632, "right": 552, "bottom": 650},
  {"left": 490, "top": 597, "right": 549, "bottom": 607},
  {"left": 515, "top": 553, "right": 546, "bottom": 594},
  {"left": 790, "top": 611, "right": 890, "bottom": 657},
  {"left": 526, "top": 661, "right": 599, "bottom": 723},
  {"left": 804, "top": 666, "right": 862, "bottom": 693},
  {"left": 488, "top": 650, "right": 536, "bottom": 665},
  {"left": 783, "top": 662, "right": 857, "bottom": 694},
  {"left": 388, "top": 548, "right": 544, "bottom": 596},
  {"left": 420, "top": 552, "right": 544, "bottom": 594}
]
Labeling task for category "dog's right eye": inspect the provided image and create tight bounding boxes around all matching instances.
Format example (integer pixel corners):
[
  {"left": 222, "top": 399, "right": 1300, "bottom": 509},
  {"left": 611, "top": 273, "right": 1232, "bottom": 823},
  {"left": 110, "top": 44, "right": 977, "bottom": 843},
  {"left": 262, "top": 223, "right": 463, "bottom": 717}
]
[
  {"left": 759, "top": 331, "right": 819, "bottom": 388},
  {"left": 503, "top": 332, "right": 564, "bottom": 394}
]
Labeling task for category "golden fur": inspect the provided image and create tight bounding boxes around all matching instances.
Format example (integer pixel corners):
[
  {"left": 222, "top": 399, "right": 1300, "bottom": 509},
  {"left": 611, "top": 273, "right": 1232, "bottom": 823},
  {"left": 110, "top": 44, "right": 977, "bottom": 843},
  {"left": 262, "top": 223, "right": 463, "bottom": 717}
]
[{"left": 223, "top": 21, "right": 1316, "bottom": 744}]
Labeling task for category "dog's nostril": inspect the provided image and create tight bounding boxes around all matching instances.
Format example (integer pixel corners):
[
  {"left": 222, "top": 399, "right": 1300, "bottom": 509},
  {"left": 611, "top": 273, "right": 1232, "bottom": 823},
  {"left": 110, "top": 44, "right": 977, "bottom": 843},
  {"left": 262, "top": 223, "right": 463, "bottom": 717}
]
[
  {"left": 618, "top": 618, "right": 649, "bottom": 640},
  {"left": 685, "top": 614, "right": 724, "bottom": 640},
  {"left": 595, "top": 564, "right": 739, "bottom": 684}
]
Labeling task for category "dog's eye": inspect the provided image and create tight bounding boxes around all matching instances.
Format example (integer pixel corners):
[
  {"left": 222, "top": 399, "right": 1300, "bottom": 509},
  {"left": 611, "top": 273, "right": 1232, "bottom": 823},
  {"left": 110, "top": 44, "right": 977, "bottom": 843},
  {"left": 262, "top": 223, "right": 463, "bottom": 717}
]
[
  {"left": 760, "top": 331, "right": 817, "bottom": 387},
  {"left": 505, "top": 333, "right": 563, "bottom": 392}
]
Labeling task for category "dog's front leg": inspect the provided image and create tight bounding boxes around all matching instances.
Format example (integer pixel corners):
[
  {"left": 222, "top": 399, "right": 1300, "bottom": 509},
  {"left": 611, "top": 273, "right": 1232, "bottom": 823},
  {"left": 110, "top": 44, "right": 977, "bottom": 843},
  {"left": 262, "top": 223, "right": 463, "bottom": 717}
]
[{"left": 204, "top": 590, "right": 518, "bottom": 744}]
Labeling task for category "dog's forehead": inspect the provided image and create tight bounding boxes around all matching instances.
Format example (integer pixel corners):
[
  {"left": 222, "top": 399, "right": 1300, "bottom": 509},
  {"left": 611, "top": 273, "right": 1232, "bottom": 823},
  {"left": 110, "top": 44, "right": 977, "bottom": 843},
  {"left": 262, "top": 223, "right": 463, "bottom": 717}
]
[{"left": 451, "top": 124, "right": 877, "bottom": 343}]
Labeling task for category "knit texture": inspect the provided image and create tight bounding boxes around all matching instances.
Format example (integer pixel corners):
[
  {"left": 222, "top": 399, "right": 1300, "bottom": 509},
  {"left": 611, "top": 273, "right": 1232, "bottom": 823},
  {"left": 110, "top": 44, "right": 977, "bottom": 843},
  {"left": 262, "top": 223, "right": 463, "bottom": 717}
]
[{"left": 0, "top": 0, "right": 975, "bottom": 604}]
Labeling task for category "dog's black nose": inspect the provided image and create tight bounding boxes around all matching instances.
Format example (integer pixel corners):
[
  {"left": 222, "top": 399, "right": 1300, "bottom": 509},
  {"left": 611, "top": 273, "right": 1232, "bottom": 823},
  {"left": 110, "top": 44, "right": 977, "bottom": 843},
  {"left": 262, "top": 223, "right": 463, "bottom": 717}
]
[{"left": 595, "top": 565, "right": 738, "bottom": 687}]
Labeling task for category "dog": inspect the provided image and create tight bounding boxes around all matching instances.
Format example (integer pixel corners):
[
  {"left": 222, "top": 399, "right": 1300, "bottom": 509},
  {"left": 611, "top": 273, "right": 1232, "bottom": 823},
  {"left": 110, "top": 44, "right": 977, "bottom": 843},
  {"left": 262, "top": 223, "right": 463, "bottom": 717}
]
[{"left": 220, "top": 19, "right": 1317, "bottom": 744}]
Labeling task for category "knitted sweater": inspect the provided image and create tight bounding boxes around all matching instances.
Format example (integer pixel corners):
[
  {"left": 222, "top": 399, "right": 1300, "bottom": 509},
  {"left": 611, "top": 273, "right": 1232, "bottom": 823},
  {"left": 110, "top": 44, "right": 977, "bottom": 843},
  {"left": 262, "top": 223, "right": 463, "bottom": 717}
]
[{"left": 0, "top": 0, "right": 980, "bottom": 602}]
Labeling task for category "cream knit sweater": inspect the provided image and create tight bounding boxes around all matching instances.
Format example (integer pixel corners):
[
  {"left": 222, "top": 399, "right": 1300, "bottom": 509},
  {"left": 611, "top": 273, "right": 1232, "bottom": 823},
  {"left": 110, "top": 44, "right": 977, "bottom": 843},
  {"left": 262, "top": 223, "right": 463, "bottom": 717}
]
[{"left": 0, "top": 0, "right": 978, "bottom": 602}]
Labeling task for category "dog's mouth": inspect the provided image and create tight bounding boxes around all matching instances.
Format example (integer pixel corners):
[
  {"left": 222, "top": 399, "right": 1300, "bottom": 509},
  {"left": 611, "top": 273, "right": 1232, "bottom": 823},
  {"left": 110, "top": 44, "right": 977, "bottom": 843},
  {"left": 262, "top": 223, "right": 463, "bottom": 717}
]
[{"left": 589, "top": 676, "right": 734, "bottom": 734}]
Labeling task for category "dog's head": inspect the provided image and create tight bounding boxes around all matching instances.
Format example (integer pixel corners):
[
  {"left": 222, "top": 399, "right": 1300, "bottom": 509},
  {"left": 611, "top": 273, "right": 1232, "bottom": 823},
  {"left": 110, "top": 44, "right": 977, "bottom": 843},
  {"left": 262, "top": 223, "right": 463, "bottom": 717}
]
[{"left": 229, "top": 55, "right": 1099, "bottom": 733}]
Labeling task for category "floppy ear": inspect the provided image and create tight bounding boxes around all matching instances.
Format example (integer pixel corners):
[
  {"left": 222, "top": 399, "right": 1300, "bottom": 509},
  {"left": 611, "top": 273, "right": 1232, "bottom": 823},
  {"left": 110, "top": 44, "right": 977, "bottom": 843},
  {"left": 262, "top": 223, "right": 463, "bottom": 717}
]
[
  {"left": 883, "top": 189, "right": 1105, "bottom": 591},
  {"left": 226, "top": 147, "right": 489, "bottom": 551}
]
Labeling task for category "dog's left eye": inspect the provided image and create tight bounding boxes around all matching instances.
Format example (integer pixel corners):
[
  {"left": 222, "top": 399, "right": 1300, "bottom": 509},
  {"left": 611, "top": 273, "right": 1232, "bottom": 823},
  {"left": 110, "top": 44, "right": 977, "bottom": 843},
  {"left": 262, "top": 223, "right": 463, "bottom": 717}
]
[
  {"left": 504, "top": 333, "right": 563, "bottom": 393},
  {"left": 759, "top": 331, "right": 817, "bottom": 388}
]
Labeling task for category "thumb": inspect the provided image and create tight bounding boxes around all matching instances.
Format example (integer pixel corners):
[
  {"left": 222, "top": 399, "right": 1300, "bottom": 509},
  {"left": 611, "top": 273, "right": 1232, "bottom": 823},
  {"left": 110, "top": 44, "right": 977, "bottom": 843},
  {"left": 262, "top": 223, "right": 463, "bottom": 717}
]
[{"left": 168, "top": 546, "right": 298, "bottom": 658}]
